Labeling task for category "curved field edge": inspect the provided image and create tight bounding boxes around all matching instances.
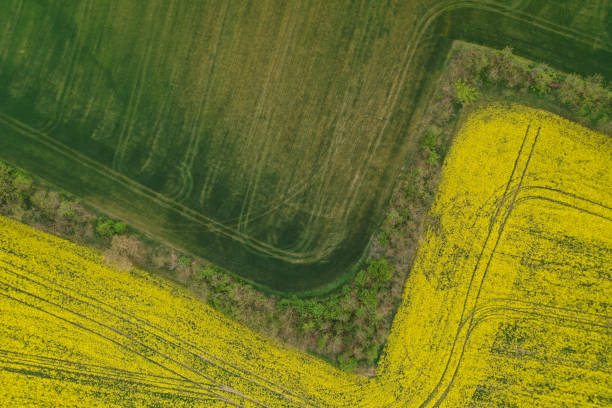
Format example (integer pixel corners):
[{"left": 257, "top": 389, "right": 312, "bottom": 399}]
[
  {"left": 1, "top": 0, "right": 610, "bottom": 292},
  {"left": 1, "top": 104, "right": 610, "bottom": 407},
  {"left": 0, "top": 39, "right": 610, "bottom": 377},
  {"left": 0, "top": 216, "right": 363, "bottom": 408},
  {"left": 377, "top": 104, "right": 611, "bottom": 407}
]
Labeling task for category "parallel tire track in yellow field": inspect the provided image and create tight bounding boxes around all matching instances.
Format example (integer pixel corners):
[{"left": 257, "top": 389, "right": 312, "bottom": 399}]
[
  {"left": 423, "top": 124, "right": 612, "bottom": 408},
  {"left": 516, "top": 196, "right": 612, "bottom": 222},
  {"left": 417, "top": 124, "right": 540, "bottom": 408},
  {"left": 1, "top": 104, "right": 609, "bottom": 407},
  {"left": 0, "top": 350, "right": 219, "bottom": 402},
  {"left": 0, "top": 284, "right": 236, "bottom": 404},
  {"left": 0, "top": 348, "right": 209, "bottom": 388},
  {"left": 0, "top": 257, "right": 316, "bottom": 408},
  {"left": 436, "top": 303, "right": 612, "bottom": 404},
  {"left": 522, "top": 186, "right": 612, "bottom": 211},
  {"left": 0, "top": 271, "right": 268, "bottom": 407},
  {"left": 0, "top": 269, "right": 309, "bottom": 408},
  {"left": 376, "top": 105, "right": 610, "bottom": 407},
  {"left": 0, "top": 256, "right": 316, "bottom": 406}
]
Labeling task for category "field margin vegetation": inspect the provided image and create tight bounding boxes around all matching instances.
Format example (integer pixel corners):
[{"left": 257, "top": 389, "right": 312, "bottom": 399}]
[
  {"left": 2, "top": 103, "right": 608, "bottom": 407},
  {"left": 1, "top": 40, "right": 610, "bottom": 374}
]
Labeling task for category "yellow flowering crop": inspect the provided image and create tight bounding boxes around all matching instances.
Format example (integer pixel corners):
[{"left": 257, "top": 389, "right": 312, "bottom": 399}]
[{"left": 0, "top": 104, "right": 609, "bottom": 407}]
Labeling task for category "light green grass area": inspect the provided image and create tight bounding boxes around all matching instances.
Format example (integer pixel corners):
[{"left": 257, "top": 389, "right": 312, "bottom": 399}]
[{"left": 1, "top": 0, "right": 610, "bottom": 292}]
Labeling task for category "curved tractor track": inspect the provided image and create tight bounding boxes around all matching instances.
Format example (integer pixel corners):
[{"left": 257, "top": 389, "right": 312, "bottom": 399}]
[
  {"left": 0, "top": 104, "right": 609, "bottom": 406},
  {"left": 0, "top": 0, "right": 609, "bottom": 292}
]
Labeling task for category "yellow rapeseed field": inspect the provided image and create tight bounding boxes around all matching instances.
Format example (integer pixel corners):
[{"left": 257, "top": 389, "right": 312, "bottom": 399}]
[{"left": 1, "top": 103, "right": 610, "bottom": 407}]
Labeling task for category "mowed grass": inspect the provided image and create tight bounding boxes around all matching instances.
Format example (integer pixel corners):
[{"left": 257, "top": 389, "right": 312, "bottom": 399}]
[
  {"left": 1, "top": 0, "right": 610, "bottom": 292},
  {"left": 1, "top": 104, "right": 609, "bottom": 407}
]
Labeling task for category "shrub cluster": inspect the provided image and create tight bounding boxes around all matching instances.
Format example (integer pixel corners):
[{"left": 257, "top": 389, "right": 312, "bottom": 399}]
[
  {"left": 275, "top": 259, "right": 394, "bottom": 371},
  {"left": 442, "top": 44, "right": 611, "bottom": 132},
  {"left": 0, "top": 41, "right": 608, "bottom": 374},
  {"left": 376, "top": 42, "right": 611, "bottom": 277}
]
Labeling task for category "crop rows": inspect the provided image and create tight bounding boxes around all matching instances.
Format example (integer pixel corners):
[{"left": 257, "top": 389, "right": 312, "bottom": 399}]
[
  {"left": 1, "top": 104, "right": 609, "bottom": 406},
  {"left": 2, "top": 0, "right": 609, "bottom": 290},
  {"left": 375, "top": 105, "right": 611, "bottom": 407}
]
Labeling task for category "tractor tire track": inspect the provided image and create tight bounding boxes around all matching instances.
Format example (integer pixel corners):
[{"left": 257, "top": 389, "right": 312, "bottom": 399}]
[
  {"left": 0, "top": 278, "right": 255, "bottom": 408},
  {"left": 432, "top": 298, "right": 612, "bottom": 407},
  {"left": 0, "top": 258, "right": 316, "bottom": 408},
  {"left": 522, "top": 186, "right": 612, "bottom": 211},
  {"left": 516, "top": 195, "right": 612, "bottom": 222},
  {"left": 0, "top": 348, "right": 209, "bottom": 391},
  {"left": 416, "top": 125, "right": 539, "bottom": 408},
  {"left": 37, "top": 0, "right": 92, "bottom": 135},
  {"left": 0, "top": 112, "right": 324, "bottom": 262},
  {"left": 0, "top": 353, "right": 218, "bottom": 402},
  {"left": 169, "top": 0, "right": 230, "bottom": 202},
  {"left": 237, "top": 1, "right": 299, "bottom": 233},
  {"left": 112, "top": 2, "right": 158, "bottom": 173},
  {"left": 0, "top": 289, "right": 242, "bottom": 406},
  {"left": 377, "top": 124, "right": 535, "bottom": 408}
]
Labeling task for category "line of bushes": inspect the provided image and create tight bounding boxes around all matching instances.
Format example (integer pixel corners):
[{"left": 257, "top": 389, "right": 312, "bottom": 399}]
[
  {"left": 373, "top": 41, "right": 610, "bottom": 280},
  {"left": 1, "top": 40, "right": 609, "bottom": 374},
  {"left": 0, "top": 157, "right": 399, "bottom": 374}
]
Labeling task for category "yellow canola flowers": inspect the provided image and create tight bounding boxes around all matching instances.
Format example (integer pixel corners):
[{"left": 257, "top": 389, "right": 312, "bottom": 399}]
[{"left": 1, "top": 103, "right": 610, "bottom": 407}]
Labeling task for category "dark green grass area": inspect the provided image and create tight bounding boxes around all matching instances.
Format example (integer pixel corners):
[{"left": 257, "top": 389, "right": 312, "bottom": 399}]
[
  {"left": 1, "top": 38, "right": 610, "bottom": 374},
  {"left": 1, "top": 0, "right": 611, "bottom": 292}
]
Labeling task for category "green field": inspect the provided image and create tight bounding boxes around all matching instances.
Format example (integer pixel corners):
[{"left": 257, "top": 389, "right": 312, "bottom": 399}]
[{"left": 1, "top": 0, "right": 610, "bottom": 292}]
